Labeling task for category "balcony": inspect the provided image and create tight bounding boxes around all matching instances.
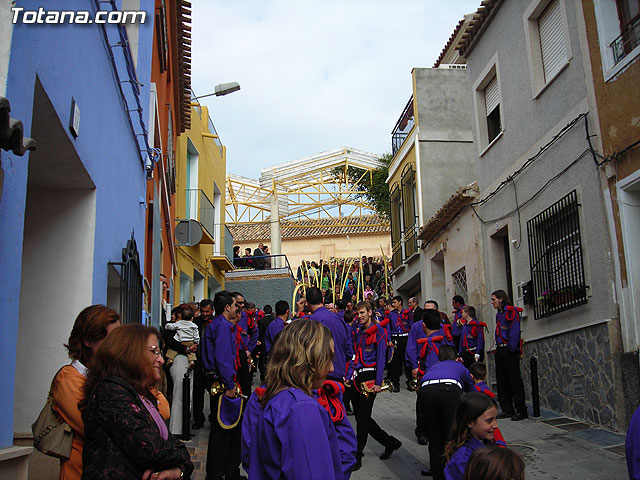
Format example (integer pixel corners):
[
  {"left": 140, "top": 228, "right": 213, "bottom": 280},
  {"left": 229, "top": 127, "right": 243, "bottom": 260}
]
[
  {"left": 210, "top": 225, "right": 234, "bottom": 270},
  {"left": 391, "top": 97, "right": 414, "bottom": 155},
  {"left": 610, "top": 15, "right": 640, "bottom": 66},
  {"left": 184, "top": 188, "right": 215, "bottom": 244}
]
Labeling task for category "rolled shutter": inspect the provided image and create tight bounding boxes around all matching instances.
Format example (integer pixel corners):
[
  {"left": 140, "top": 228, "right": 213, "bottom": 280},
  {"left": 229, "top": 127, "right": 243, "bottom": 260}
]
[{"left": 539, "top": 0, "right": 567, "bottom": 82}]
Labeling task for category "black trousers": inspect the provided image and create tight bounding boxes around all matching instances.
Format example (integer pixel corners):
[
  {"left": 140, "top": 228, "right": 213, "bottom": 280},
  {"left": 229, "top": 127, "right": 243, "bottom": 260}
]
[
  {"left": 415, "top": 390, "right": 425, "bottom": 437},
  {"left": 206, "top": 394, "right": 242, "bottom": 480},
  {"left": 236, "top": 352, "right": 253, "bottom": 398},
  {"left": 192, "top": 360, "right": 215, "bottom": 425},
  {"left": 388, "top": 335, "right": 411, "bottom": 386},
  {"left": 353, "top": 371, "right": 393, "bottom": 456},
  {"left": 495, "top": 346, "right": 526, "bottom": 415},
  {"left": 460, "top": 350, "right": 484, "bottom": 369},
  {"left": 418, "top": 383, "right": 462, "bottom": 480}
]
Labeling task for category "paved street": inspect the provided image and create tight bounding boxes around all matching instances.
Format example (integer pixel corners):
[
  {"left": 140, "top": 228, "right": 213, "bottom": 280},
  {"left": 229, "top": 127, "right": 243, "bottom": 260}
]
[{"left": 185, "top": 379, "right": 628, "bottom": 479}]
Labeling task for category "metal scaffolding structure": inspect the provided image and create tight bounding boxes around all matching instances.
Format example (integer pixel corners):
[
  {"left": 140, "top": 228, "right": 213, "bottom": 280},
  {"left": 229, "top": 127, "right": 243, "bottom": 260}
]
[{"left": 226, "top": 147, "right": 389, "bottom": 227}]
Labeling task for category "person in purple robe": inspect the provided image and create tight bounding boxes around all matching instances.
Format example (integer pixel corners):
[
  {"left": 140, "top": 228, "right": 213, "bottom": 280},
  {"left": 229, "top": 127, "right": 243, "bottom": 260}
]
[
  {"left": 241, "top": 319, "right": 357, "bottom": 479},
  {"left": 351, "top": 301, "right": 402, "bottom": 471},
  {"left": 491, "top": 289, "right": 528, "bottom": 421},
  {"left": 461, "top": 446, "right": 524, "bottom": 480},
  {"left": 458, "top": 305, "right": 486, "bottom": 368},
  {"left": 307, "top": 287, "right": 354, "bottom": 385},
  {"left": 384, "top": 295, "right": 414, "bottom": 392},
  {"left": 444, "top": 392, "right": 499, "bottom": 480},
  {"left": 418, "top": 345, "right": 474, "bottom": 480},
  {"left": 264, "top": 300, "right": 290, "bottom": 356},
  {"left": 627, "top": 403, "right": 640, "bottom": 480}
]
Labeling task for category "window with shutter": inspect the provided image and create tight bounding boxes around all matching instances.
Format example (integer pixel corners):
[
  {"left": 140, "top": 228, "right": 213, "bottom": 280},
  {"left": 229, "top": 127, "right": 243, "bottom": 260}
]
[
  {"left": 539, "top": 0, "right": 568, "bottom": 82},
  {"left": 484, "top": 75, "right": 502, "bottom": 143}
]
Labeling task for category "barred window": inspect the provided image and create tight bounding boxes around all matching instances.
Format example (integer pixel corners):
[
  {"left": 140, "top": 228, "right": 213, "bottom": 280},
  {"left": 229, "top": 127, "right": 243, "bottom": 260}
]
[
  {"left": 452, "top": 267, "right": 468, "bottom": 299},
  {"left": 390, "top": 185, "right": 402, "bottom": 269},
  {"left": 527, "top": 190, "right": 588, "bottom": 319},
  {"left": 107, "top": 234, "right": 143, "bottom": 324},
  {"left": 401, "top": 164, "right": 418, "bottom": 258}
]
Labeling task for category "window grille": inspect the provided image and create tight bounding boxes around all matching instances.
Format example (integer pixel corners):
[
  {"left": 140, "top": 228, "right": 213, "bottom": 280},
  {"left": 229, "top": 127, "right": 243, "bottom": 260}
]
[
  {"left": 390, "top": 185, "right": 402, "bottom": 269},
  {"left": 452, "top": 267, "right": 468, "bottom": 299},
  {"left": 401, "top": 164, "right": 418, "bottom": 258},
  {"left": 107, "top": 233, "right": 143, "bottom": 324},
  {"left": 527, "top": 190, "right": 588, "bottom": 319}
]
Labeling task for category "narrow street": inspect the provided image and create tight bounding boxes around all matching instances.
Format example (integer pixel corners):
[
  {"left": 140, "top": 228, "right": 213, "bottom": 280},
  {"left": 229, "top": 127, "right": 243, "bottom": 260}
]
[{"left": 186, "top": 379, "right": 628, "bottom": 479}]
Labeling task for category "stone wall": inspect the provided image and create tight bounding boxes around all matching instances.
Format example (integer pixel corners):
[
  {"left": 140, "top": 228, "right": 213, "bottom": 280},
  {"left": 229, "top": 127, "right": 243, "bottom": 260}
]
[
  {"left": 488, "top": 322, "right": 619, "bottom": 431},
  {"left": 225, "top": 273, "right": 295, "bottom": 312}
]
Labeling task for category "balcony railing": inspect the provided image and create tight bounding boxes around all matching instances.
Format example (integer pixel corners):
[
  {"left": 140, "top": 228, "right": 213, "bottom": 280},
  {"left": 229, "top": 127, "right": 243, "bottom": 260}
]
[
  {"left": 185, "top": 188, "right": 215, "bottom": 239},
  {"left": 611, "top": 15, "right": 640, "bottom": 66},
  {"left": 391, "top": 97, "right": 414, "bottom": 155},
  {"left": 208, "top": 116, "right": 224, "bottom": 156}
]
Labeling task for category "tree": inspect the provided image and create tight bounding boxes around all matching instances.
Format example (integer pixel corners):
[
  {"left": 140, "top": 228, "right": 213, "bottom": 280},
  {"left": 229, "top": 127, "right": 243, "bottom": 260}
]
[{"left": 331, "top": 153, "right": 392, "bottom": 219}]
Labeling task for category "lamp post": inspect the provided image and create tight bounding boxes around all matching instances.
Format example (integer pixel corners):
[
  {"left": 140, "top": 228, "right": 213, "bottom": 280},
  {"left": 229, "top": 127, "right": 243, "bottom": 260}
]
[{"left": 191, "top": 82, "right": 240, "bottom": 101}]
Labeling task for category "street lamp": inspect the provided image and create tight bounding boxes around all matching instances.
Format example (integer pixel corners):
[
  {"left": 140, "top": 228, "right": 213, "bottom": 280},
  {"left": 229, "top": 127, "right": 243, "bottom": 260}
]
[{"left": 191, "top": 82, "right": 240, "bottom": 101}]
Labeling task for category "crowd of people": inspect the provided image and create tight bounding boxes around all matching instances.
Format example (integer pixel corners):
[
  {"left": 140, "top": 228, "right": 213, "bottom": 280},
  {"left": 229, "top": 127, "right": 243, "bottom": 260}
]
[{"left": 44, "top": 281, "right": 552, "bottom": 480}]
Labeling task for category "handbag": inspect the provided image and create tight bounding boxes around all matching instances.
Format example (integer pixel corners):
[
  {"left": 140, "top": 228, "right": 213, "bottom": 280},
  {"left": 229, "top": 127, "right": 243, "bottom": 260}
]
[{"left": 31, "top": 367, "right": 74, "bottom": 460}]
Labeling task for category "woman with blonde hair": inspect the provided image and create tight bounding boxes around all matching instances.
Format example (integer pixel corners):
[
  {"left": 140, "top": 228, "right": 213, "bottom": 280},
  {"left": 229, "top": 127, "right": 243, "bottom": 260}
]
[
  {"left": 52, "top": 305, "right": 121, "bottom": 480},
  {"left": 80, "top": 324, "right": 192, "bottom": 480},
  {"left": 241, "top": 319, "right": 356, "bottom": 479}
]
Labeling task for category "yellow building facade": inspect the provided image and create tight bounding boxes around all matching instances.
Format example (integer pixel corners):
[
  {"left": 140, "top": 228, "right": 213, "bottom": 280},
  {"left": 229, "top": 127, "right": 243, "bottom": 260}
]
[{"left": 174, "top": 104, "right": 232, "bottom": 304}]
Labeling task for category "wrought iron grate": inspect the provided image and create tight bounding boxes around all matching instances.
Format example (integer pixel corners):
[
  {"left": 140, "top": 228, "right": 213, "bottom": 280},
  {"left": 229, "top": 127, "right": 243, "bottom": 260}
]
[
  {"left": 452, "top": 267, "right": 468, "bottom": 299},
  {"left": 610, "top": 15, "right": 640, "bottom": 66},
  {"left": 527, "top": 190, "right": 588, "bottom": 319}
]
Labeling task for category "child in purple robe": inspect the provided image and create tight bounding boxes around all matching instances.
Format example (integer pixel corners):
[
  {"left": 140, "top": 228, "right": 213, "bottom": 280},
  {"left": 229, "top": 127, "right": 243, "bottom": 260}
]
[
  {"left": 461, "top": 446, "right": 525, "bottom": 480},
  {"left": 444, "top": 392, "right": 499, "bottom": 480},
  {"left": 241, "top": 319, "right": 357, "bottom": 480}
]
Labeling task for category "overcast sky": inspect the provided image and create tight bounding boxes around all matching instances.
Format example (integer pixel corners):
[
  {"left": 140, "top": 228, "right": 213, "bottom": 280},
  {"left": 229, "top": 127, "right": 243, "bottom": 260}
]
[{"left": 191, "top": 1, "right": 480, "bottom": 179}]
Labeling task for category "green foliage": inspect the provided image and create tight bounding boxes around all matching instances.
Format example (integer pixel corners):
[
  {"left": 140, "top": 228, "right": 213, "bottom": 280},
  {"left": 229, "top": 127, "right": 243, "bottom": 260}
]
[{"left": 330, "top": 153, "right": 392, "bottom": 219}]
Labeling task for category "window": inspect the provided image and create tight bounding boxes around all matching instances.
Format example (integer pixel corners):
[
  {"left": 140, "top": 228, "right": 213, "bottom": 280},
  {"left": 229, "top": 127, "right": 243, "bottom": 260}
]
[
  {"left": 390, "top": 185, "right": 402, "bottom": 269},
  {"left": 484, "top": 75, "right": 502, "bottom": 144},
  {"left": 527, "top": 190, "right": 588, "bottom": 319},
  {"left": 452, "top": 267, "right": 468, "bottom": 299},
  {"left": 473, "top": 54, "right": 503, "bottom": 154},
  {"left": 401, "top": 164, "right": 418, "bottom": 258},
  {"left": 593, "top": 0, "right": 640, "bottom": 80},
  {"left": 524, "top": 0, "right": 571, "bottom": 97}
]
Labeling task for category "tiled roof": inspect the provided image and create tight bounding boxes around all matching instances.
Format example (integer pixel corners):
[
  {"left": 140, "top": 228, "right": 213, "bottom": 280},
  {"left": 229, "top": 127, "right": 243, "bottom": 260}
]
[
  {"left": 457, "top": 0, "right": 504, "bottom": 58},
  {"left": 228, "top": 214, "right": 390, "bottom": 242},
  {"left": 417, "top": 183, "right": 478, "bottom": 245},
  {"left": 433, "top": 18, "right": 465, "bottom": 68}
]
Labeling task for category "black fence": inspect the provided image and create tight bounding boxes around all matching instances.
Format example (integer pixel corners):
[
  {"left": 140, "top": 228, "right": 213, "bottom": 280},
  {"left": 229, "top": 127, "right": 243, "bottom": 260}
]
[{"left": 108, "top": 233, "right": 143, "bottom": 324}]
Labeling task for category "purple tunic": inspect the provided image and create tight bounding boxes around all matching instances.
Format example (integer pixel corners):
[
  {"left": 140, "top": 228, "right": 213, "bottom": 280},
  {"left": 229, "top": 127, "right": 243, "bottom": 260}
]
[
  {"left": 241, "top": 388, "right": 345, "bottom": 480},
  {"left": 353, "top": 323, "right": 387, "bottom": 386},
  {"left": 386, "top": 308, "right": 413, "bottom": 335},
  {"left": 451, "top": 306, "right": 465, "bottom": 339},
  {"left": 627, "top": 404, "right": 640, "bottom": 480},
  {"left": 264, "top": 317, "right": 285, "bottom": 354},
  {"left": 310, "top": 307, "right": 354, "bottom": 381},
  {"left": 238, "top": 310, "right": 259, "bottom": 352},
  {"left": 495, "top": 307, "right": 521, "bottom": 352},
  {"left": 420, "top": 360, "right": 474, "bottom": 391},
  {"left": 444, "top": 436, "right": 489, "bottom": 480},
  {"left": 459, "top": 319, "right": 485, "bottom": 355},
  {"left": 201, "top": 315, "right": 237, "bottom": 387}
]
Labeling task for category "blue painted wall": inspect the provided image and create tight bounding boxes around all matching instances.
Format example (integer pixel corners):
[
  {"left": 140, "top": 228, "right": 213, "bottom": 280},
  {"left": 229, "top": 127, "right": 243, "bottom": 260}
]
[{"left": 0, "top": 0, "right": 154, "bottom": 448}]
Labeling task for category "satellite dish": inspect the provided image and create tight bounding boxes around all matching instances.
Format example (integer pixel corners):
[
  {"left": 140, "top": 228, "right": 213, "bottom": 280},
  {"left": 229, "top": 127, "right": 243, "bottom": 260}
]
[{"left": 175, "top": 219, "right": 203, "bottom": 246}]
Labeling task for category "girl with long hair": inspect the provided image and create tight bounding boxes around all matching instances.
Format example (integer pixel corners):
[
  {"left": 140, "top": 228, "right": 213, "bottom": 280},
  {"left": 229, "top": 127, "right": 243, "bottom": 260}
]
[
  {"left": 444, "top": 392, "right": 499, "bottom": 480},
  {"left": 80, "top": 324, "right": 193, "bottom": 480},
  {"left": 241, "top": 319, "right": 356, "bottom": 479}
]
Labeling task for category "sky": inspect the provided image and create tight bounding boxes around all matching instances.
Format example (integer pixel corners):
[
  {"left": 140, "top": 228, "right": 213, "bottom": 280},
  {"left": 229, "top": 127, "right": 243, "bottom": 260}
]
[{"left": 191, "top": 1, "right": 481, "bottom": 179}]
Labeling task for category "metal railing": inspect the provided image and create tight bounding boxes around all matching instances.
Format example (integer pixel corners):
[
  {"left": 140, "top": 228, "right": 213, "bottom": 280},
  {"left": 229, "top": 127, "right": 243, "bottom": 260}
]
[
  {"left": 185, "top": 188, "right": 215, "bottom": 239},
  {"left": 208, "top": 116, "right": 224, "bottom": 156},
  {"left": 404, "top": 224, "right": 418, "bottom": 258},
  {"left": 108, "top": 234, "right": 143, "bottom": 324},
  {"left": 228, "top": 254, "right": 294, "bottom": 278},
  {"left": 610, "top": 15, "right": 640, "bottom": 66},
  {"left": 211, "top": 225, "right": 234, "bottom": 263},
  {"left": 391, "top": 97, "right": 414, "bottom": 155}
]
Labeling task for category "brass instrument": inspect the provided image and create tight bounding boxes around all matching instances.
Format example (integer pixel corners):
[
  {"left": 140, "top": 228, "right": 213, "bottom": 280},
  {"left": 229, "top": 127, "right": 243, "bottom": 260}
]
[
  {"left": 408, "top": 378, "right": 419, "bottom": 392},
  {"left": 209, "top": 380, "right": 242, "bottom": 398},
  {"left": 359, "top": 379, "right": 393, "bottom": 398}
]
